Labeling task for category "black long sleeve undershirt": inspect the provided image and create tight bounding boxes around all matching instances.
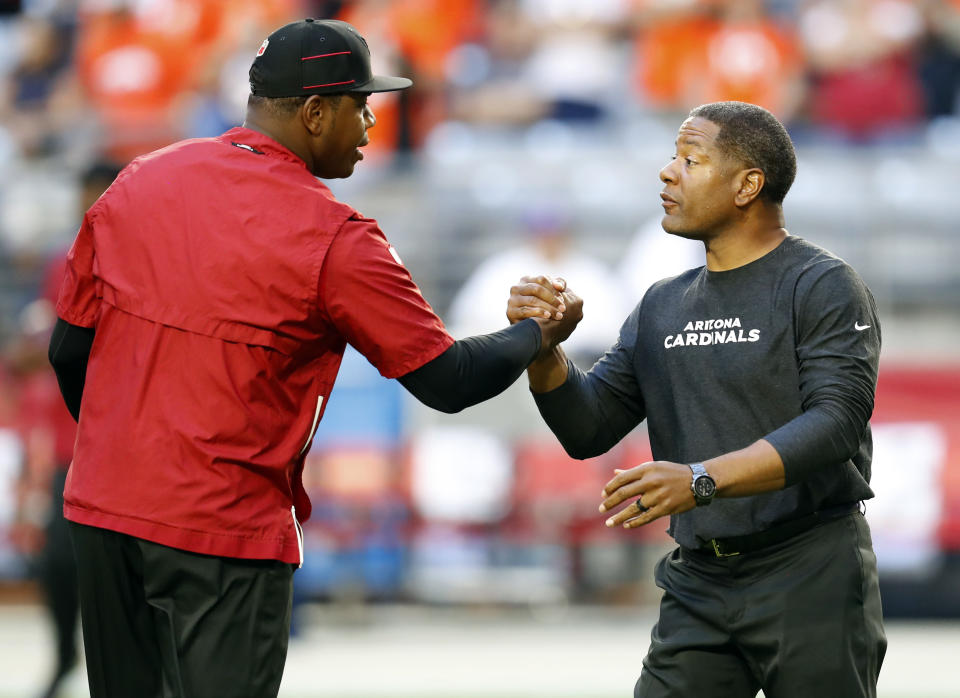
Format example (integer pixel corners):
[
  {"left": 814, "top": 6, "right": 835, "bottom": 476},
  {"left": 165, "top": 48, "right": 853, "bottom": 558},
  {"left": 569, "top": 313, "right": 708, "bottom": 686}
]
[
  {"left": 48, "top": 317, "right": 95, "bottom": 422},
  {"left": 397, "top": 318, "right": 541, "bottom": 413},
  {"left": 48, "top": 316, "right": 543, "bottom": 423}
]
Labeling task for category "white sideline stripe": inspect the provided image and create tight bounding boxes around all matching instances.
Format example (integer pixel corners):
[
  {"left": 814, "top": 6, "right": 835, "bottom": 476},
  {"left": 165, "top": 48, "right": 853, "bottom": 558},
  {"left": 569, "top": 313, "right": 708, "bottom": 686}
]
[{"left": 299, "top": 395, "right": 323, "bottom": 455}]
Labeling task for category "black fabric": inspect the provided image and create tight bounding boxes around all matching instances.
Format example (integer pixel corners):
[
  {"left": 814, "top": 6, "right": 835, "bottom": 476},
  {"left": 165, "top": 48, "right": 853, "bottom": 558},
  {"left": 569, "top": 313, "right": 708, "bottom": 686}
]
[
  {"left": 637, "top": 513, "right": 886, "bottom": 698},
  {"left": 249, "top": 18, "right": 412, "bottom": 97},
  {"left": 48, "top": 318, "right": 94, "bottom": 421},
  {"left": 690, "top": 501, "right": 859, "bottom": 557},
  {"left": 534, "top": 236, "right": 881, "bottom": 548},
  {"left": 69, "top": 523, "right": 294, "bottom": 698},
  {"left": 398, "top": 318, "right": 541, "bottom": 413}
]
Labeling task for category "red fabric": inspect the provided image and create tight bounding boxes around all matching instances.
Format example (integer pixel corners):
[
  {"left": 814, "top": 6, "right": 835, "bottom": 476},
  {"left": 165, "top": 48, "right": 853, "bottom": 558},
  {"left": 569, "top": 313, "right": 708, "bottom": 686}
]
[
  {"left": 872, "top": 365, "right": 960, "bottom": 550},
  {"left": 56, "top": 127, "right": 452, "bottom": 563}
]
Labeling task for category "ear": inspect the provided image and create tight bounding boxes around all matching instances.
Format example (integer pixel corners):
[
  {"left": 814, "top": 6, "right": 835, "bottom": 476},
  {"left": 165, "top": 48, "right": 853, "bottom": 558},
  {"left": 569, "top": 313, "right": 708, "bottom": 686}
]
[
  {"left": 734, "top": 168, "right": 764, "bottom": 207},
  {"left": 300, "top": 95, "right": 328, "bottom": 137}
]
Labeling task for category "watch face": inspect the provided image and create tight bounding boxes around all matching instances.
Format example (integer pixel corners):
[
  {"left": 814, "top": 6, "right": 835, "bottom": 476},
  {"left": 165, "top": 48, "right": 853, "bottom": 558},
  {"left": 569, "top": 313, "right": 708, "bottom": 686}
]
[{"left": 694, "top": 476, "right": 716, "bottom": 498}]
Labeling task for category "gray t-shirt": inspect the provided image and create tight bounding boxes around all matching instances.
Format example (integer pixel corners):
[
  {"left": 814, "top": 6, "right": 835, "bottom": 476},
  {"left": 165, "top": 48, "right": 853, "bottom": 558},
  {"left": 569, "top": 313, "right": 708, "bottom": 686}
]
[{"left": 534, "top": 235, "right": 881, "bottom": 548}]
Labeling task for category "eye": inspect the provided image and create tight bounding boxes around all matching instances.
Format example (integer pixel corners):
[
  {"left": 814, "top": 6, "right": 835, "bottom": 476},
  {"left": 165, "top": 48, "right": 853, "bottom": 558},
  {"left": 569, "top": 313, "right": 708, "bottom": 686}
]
[{"left": 685, "top": 158, "right": 695, "bottom": 166}]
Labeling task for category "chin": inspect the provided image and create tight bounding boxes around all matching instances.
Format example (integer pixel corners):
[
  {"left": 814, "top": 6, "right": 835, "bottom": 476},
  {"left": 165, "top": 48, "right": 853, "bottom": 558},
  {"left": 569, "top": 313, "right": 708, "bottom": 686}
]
[
  {"left": 315, "top": 165, "right": 355, "bottom": 179},
  {"left": 661, "top": 216, "right": 701, "bottom": 240}
]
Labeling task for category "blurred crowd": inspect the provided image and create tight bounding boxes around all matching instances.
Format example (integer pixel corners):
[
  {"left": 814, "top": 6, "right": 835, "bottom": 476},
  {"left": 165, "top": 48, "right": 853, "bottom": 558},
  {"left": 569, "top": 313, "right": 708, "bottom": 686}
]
[
  {"left": 0, "top": 0, "right": 957, "bottom": 182},
  {"left": 0, "top": 0, "right": 958, "bottom": 675},
  {"left": 0, "top": 0, "right": 955, "bottom": 275},
  {"left": 0, "top": 3, "right": 958, "bottom": 693}
]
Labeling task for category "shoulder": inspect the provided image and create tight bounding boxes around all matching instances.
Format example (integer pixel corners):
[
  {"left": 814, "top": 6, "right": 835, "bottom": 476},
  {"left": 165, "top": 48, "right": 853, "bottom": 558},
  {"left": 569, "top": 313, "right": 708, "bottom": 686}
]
[{"left": 786, "top": 236, "right": 870, "bottom": 295}]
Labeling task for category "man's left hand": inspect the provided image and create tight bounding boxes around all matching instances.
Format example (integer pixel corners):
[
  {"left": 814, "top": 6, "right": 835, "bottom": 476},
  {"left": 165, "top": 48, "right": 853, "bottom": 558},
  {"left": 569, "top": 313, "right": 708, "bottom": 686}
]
[{"left": 599, "top": 461, "right": 697, "bottom": 528}]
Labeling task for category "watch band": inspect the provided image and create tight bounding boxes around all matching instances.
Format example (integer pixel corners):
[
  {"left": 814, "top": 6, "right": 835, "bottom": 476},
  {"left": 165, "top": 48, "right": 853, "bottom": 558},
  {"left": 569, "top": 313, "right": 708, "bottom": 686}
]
[{"left": 689, "top": 462, "right": 716, "bottom": 506}]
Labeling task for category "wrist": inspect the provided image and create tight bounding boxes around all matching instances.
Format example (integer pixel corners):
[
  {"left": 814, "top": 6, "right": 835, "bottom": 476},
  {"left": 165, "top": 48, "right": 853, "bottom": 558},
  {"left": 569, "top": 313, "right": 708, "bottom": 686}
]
[
  {"left": 688, "top": 462, "right": 717, "bottom": 506},
  {"left": 527, "top": 345, "right": 568, "bottom": 393}
]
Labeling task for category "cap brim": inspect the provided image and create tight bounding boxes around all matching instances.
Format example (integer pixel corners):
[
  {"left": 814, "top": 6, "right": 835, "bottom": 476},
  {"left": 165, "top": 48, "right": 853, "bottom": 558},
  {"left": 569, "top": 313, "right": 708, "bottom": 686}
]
[{"left": 353, "top": 75, "right": 413, "bottom": 93}]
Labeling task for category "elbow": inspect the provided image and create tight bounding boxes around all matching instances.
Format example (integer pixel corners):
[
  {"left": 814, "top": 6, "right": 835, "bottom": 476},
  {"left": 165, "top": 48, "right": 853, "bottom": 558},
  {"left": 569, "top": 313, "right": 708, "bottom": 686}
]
[
  {"left": 419, "top": 395, "right": 467, "bottom": 415},
  {"left": 560, "top": 439, "right": 606, "bottom": 461},
  {"left": 809, "top": 397, "right": 873, "bottom": 462},
  {"left": 835, "top": 429, "right": 865, "bottom": 463}
]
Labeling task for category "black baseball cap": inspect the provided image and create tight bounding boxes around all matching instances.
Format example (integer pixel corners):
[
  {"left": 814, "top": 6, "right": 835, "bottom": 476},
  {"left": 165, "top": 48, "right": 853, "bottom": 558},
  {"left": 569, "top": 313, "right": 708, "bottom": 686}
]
[{"left": 249, "top": 18, "right": 412, "bottom": 98}]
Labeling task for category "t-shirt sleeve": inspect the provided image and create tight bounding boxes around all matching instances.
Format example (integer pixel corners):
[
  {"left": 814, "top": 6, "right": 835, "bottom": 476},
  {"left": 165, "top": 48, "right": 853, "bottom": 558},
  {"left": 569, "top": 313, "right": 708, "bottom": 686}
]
[
  {"left": 533, "top": 304, "right": 647, "bottom": 459},
  {"left": 56, "top": 212, "right": 100, "bottom": 328},
  {"left": 764, "top": 262, "right": 881, "bottom": 485},
  {"left": 319, "top": 216, "right": 454, "bottom": 378}
]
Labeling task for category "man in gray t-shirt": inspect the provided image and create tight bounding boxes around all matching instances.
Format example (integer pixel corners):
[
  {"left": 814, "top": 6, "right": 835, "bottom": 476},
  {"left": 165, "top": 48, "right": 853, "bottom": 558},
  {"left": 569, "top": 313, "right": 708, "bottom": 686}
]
[{"left": 507, "top": 102, "right": 886, "bottom": 698}]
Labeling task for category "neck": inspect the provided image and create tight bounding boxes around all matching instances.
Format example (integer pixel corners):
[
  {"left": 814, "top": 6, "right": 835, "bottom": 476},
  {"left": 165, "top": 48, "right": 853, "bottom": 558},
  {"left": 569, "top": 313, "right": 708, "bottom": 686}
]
[
  {"left": 703, "top": 206, "right": 787, "bottom": 272},
  {"left": 242, "top": 114, "right": 312, "bottom": 170}
]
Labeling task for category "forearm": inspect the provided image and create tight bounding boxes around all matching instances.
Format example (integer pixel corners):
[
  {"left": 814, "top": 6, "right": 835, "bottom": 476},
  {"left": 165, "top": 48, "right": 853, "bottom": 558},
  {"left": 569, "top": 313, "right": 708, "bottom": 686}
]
[
  {"left": 705, "top": 439, "right": 786, "bottom": 498},
  {"left": 764, "top": 395, "right": 872, "bottom": 486},
  {"left": 398, "top": 318, "right": 541, "bottom": 413},
  {"left": 526, "top": 344, "right": 569, "bottom": 393},
  {"left": 533, "top": 360, "right": 642, "bottom": 459}
]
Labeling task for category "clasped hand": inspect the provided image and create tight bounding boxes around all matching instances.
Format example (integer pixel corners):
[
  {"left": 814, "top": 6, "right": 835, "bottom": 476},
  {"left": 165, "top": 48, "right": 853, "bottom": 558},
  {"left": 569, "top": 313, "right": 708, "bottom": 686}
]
[{"left": 505, "top": 275, "right": 583, "bottom": 356}]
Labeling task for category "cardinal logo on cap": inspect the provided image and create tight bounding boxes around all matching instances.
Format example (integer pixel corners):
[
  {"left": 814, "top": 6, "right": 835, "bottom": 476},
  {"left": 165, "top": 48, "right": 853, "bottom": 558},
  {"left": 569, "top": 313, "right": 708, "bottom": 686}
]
[{"left": 256, "top": 39, "right": 269, "bottom": 57}]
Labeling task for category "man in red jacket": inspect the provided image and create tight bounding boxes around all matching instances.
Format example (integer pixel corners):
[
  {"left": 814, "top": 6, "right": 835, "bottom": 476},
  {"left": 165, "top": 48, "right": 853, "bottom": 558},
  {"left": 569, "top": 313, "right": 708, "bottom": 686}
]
[{"left": 50, "top": 18, "right": 580, "bottom": 698}]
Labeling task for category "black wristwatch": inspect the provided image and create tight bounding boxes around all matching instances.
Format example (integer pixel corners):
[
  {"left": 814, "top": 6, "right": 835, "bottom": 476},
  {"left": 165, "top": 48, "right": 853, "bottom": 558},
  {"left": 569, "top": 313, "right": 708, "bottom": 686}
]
[{"left": 689, "top": 463, "right": 717, "bottom": 506}]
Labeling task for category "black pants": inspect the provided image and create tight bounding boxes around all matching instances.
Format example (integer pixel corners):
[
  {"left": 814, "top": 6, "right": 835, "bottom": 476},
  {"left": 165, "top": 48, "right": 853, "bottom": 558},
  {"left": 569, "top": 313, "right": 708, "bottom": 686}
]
[
  {"left": 69, "top": 522, "right": 294, "bottom": 698},
  {"left": 636, "top": 512, "right": 886, "bottom": 698},
  {"left": 38, "top": 469, "right": 79, "bottom": 696}
]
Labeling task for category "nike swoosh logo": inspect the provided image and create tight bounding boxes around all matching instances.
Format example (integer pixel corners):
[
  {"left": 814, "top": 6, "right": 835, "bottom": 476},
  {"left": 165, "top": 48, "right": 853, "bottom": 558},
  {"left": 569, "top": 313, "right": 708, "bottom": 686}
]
[{"left": 855, "top": 322, "right": 871, "bottom": 331}]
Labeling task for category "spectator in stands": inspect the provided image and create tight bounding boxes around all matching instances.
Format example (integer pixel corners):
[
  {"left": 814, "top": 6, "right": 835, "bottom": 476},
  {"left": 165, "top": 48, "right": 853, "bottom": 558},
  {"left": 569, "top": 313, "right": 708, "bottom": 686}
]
[
  {"left": 73, "top": 0, "right": 231, "bottom": 162},
  {"left": 629, "top": 0, "right": 718, "bottom": 113},
  {"left": 515, "top": 0, "right": 631, "bottom": 123},
  {"left": 449, "top": 204, "right": 627, "bottom": 365},
  {"left": 629, "top": 0, "right": 804, "bottom": 123},
  {"left": 916, "top": 0, "right": 960, "bottom": 119},
  {"left": 435, "top": 203, "right": 627, "bottom": 448},
  {"left": 446, "top": 0, "right": 552, "bottom": 127},
  {"left": 797, "top": 0, "right": 926, "bottom": 142},
  {"left": 698, "top": 0, "right": 805, "bottom": 122},
  {"left": 0, "top": 14, "right": 81, "bottom": 159},
  {"left": 338, "top": 0, "right": 483, "bottom": 160},
  {"left": 182, "top": 0, "right": 298, "bottom": 139}
]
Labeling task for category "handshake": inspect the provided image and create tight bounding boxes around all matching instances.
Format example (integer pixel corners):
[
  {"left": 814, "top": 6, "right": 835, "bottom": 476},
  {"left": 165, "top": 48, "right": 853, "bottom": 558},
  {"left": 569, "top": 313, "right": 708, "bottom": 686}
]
[{"left": 506, "top": 275, "right": 583, "bottom": 360}]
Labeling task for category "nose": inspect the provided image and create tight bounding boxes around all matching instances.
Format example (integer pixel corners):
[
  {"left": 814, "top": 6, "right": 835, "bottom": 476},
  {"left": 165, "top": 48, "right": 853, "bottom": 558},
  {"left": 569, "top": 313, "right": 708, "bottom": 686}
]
[
  {"left": 364, "top": 104, "right": 376, "bottom": 129},
  {"left": 659, "top": 159, "right": 677, "bottom": 183}
]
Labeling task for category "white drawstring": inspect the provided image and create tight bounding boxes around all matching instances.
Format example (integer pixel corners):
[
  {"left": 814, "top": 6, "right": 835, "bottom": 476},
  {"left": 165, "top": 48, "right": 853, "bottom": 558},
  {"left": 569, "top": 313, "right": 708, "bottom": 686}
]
[
  {"left": 299, "top": 395, "right": 324, "bottom": 456},
  {"left": 291, "top": 505, "right": 304, "bottom": 568}
]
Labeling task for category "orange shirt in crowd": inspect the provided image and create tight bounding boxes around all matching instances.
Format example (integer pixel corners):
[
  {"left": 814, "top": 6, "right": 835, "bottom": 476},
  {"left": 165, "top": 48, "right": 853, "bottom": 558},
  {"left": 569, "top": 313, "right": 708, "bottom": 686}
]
[
  {"left": 75, "top": 0, "right": 301, "bottom": 161},
  {"left": 338, "top": 0, "right": 482, "bottom": 158},
  {"left": 631, "top": 0, "right": 802, "bottom": 120},
  {"left": 633, "top": 16, "right": 717, "bottom": 110},
  {"left": 698, "top": 18, "right": 803, "bottom": 120}
]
